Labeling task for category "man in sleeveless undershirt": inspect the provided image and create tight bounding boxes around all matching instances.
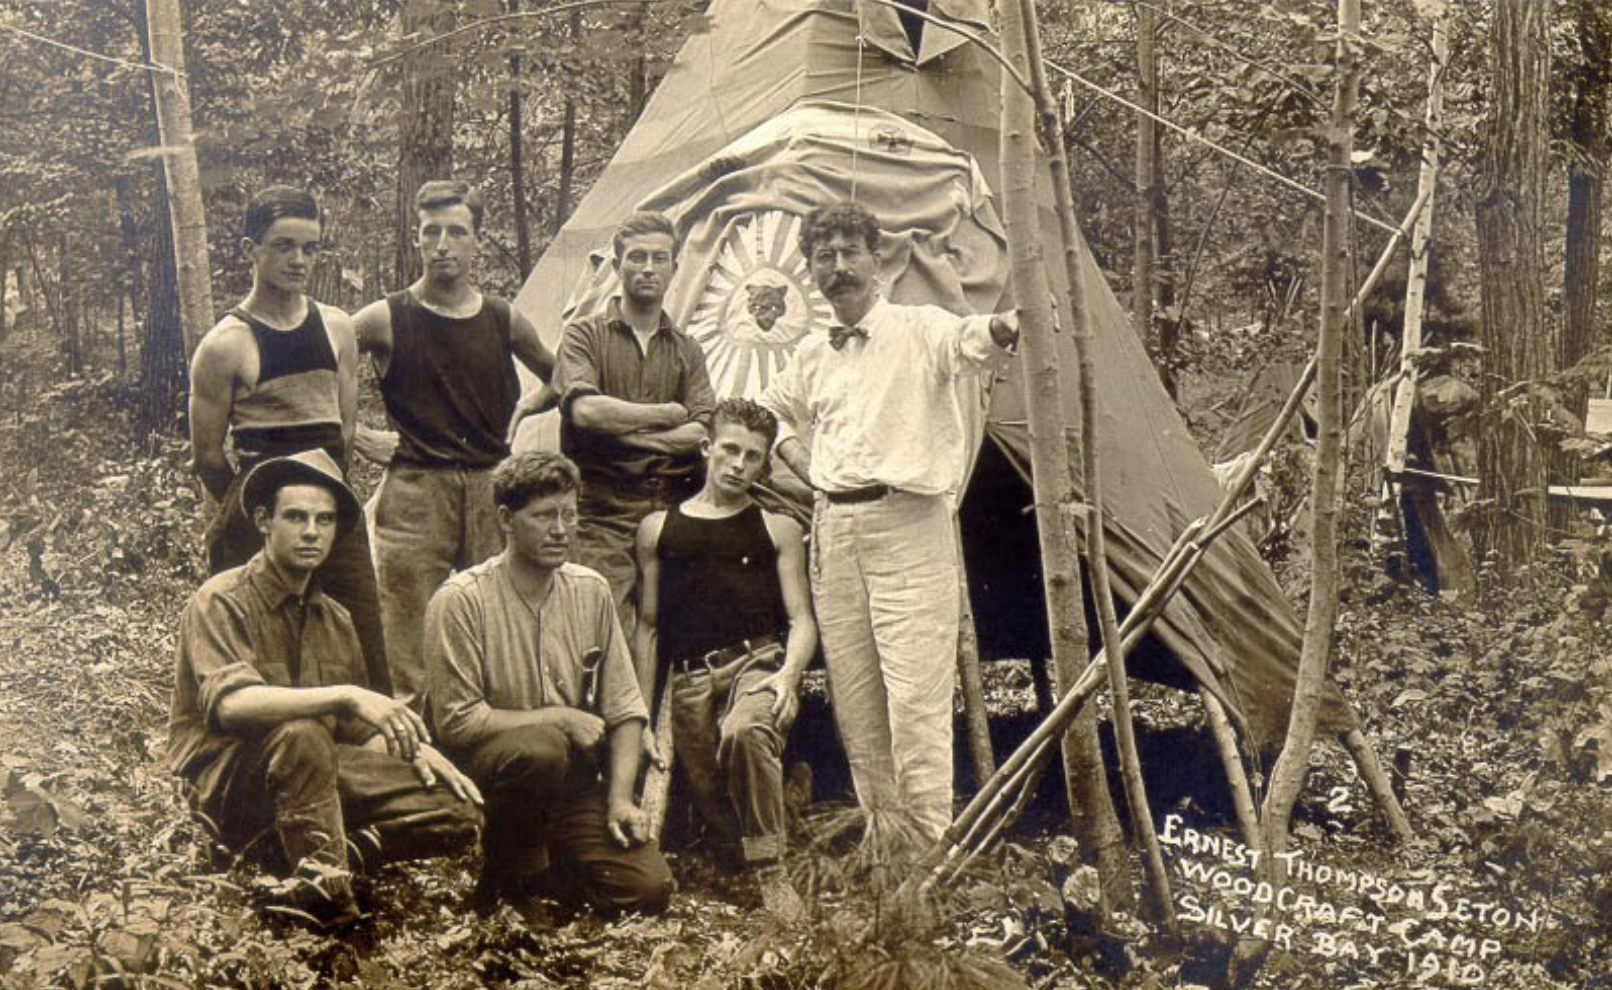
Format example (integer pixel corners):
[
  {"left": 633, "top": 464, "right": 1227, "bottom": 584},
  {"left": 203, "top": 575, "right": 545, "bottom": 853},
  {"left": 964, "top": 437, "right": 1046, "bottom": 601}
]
[
  {"left": 634, "top": 398, "right": 816, "bottom": 919},
  {"left": 188, "top": 186, "right": 390, "bottom": 693},
  {"left": 351, "top": 180, "right": 556, "bottom": 713}
]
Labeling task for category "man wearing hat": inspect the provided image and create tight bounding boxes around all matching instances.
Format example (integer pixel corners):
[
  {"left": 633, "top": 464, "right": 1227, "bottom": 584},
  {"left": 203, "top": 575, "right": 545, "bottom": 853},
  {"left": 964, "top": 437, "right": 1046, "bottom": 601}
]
[{"left": 167, "top": 449, "right": 483, "bottom": 929}]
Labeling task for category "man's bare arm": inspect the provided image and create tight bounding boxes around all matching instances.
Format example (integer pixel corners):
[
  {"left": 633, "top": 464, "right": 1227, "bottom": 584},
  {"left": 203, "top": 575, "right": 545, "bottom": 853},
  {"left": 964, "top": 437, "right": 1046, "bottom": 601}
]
[
  {"left": 510, "top": 308, "right": 556, "bottom": 382},
  {"left": 604, "top": 717, "right": 650, "bottom": 847},
  {"left": 744, "top": 514, "right": 816, "bottom": 725},
  {"left": 215, "top": 682, "right": 429, "bottom": 760},
  {"left": 632, "top": 513, "right": 665, "bottom": 703},
  {"left": 323, "top": 306, "right": 360, "bottom": 455},
  {"left": 351, "top": 299, "right": 394, "bottom": 365},
  {"left": 188, "top": 330, "right": 241, "bottom": 502}
]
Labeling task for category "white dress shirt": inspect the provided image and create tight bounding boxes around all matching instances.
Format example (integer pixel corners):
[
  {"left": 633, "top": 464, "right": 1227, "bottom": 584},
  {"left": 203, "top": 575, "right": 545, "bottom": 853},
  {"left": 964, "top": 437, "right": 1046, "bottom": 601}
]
[{"left": 759, "top": 297, "right": 1005, "bottom": 497}]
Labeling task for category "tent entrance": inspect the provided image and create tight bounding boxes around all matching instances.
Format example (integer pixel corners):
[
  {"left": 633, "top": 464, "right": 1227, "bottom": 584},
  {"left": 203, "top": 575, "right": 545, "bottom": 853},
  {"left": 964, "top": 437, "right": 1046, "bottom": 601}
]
[{"left": 958, "top": 437, "right": 1200, "bottom": 696}]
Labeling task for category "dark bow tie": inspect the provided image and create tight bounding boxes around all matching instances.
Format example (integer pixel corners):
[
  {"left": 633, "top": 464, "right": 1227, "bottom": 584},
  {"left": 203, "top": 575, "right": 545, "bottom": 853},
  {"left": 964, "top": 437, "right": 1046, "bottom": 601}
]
[{"left": 829, "top": 325, "right": 869, "bottom": 351}]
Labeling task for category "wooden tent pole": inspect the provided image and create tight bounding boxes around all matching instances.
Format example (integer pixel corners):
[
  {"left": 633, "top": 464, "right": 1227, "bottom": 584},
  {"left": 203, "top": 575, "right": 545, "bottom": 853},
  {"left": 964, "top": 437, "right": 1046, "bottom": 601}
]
[
  {"left": 1015, "top": 0, "right": 1176, "bottom": 927},
  {"left": 1199, "top": 687, "right": 1262, "bottom": 850},
  {"left": 1341, "top": 726, "right": 1415, "bottom": 842},
  {"left": 994, "top": 0, "right": 1132, "bottom": 910},
  {"left": 956, "top": 522, "right": 997, "bottom": 782}
]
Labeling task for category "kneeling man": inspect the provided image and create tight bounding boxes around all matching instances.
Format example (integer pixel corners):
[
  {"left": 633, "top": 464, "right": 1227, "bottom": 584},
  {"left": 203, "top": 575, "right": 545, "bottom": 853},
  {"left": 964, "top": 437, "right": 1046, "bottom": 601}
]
[
  {"left": 167, "top": 449, "right": 483, "bottom": 929},
  {"left": 425, "top": 452, "right": 671, "bottom": 917},
  {"left": 635, "top": 398, "right": 815, "bottom": 909}
]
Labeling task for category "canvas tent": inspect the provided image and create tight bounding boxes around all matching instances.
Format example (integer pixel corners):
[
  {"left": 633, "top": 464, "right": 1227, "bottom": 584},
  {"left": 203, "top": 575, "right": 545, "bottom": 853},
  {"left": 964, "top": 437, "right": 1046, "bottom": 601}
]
[{"left": 512, "top": 0, "right": 1358, "bottom": 751}]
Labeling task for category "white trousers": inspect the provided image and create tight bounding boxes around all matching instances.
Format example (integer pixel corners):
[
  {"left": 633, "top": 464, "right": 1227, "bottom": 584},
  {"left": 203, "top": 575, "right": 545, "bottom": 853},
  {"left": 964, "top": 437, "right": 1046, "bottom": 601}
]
[{"left": 811, "top": 492, "right": 959, "bottom": 841}]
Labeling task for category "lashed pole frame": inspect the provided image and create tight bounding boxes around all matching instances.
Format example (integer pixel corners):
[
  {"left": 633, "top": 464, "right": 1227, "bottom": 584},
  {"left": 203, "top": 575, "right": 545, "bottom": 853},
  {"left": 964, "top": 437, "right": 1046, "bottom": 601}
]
[{"left": 927, "top": 192, "right": 1430, "bottom": 885}]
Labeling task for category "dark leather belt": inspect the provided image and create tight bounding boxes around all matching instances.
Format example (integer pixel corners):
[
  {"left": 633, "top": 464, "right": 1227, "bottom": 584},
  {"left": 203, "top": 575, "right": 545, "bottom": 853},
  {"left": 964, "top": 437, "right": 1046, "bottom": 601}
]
[
  {"left": 823, "top": 484, "right": 895, "bottom": 505},
  {"left": 670, "top": 634, "right": 782, "bottom": 674}
]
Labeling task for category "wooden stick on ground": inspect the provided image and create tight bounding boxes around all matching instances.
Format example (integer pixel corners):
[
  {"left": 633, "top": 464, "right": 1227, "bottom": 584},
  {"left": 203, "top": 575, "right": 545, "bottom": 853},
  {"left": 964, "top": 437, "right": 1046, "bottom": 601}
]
[{"left": 924, "top": 501, "right": 1261, "bottom": 886}]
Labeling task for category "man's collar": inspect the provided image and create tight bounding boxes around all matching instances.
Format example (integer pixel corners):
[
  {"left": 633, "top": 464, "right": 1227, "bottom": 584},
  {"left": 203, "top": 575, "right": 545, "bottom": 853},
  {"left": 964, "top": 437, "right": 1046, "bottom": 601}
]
[
  {"left": 245, "top": 552, "right": 324, "bottom": 611},
  {"left": 605, "top": 296, "right": 677, "bottom": 336},
  {"left": 831, "top": 294, "right": 884, "bottom": 333}
]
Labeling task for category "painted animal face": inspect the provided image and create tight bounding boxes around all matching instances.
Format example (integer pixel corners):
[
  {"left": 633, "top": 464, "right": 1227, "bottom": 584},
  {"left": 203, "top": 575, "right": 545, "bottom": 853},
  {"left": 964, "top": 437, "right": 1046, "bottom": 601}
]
[{"left": 745, "top": 283, "right": 788, "bottom": 331}]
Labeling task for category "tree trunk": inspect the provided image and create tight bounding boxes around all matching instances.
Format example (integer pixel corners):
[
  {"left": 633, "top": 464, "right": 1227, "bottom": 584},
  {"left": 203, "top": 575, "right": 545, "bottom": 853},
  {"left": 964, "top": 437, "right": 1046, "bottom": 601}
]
[
  {"left": 997, "top": 0, "right": 1134, "bottom": 917},
  {"left": 1131, "top": 1, "right": 1157, "bottom": 353},
  {"left": 555, "top": 8, "right": 582, "bottom": 232},
  {"left": 309, "top": 209, "right": 345, "bottom": 306},
  {"left": 140, "top": 179, "right": 186, "bottom": 436},
  {"left": 1017, "top": 0, "right": 1176, "bottom": 927},
  {"left": 114, "top": 175, "right": 144, "bottom": 380},
  {"left": 1387, "top": 20, "right": 1472, "bottom": 595},
  {"left": 395, "top": 0, "right": 458, "bottom": 288},
  {"left": 1475, "top": 0, "right": 1553, "bottom": 574},
  {"left": 0, "top": 228, "right": 10, "bottom": 340},
  {"left": 146, "top": 0, "right": 214, "bottom": 360},
  {"left": 508, "top": 0, "right": 533, "bottom": 276},
  {"left": 1154, "top": 170, "right": 1179, "bottom": 399},
  {"left": 627, "top": 11, "right": 648, "bottom": 127},
  {"left": 1259, "top": 0, "right": 1360, "bottom": 857},
  {"left": 1563, "top": 0, "right": 1611, "bottom": 407},
  {"left": 132, "top": 1, "right": 186, "bottom": 437},
  {"left": 61, "top": 233, "right": 82, "bottom": 376}
]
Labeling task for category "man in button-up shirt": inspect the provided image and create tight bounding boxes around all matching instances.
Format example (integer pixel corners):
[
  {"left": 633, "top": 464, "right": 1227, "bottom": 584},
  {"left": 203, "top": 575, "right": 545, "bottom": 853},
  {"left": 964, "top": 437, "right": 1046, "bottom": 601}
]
[
  {"left": 168, "top": 449, "right": 482, "bottom": 929},
  {"left": 554, "top": 211, "right": 716, "bottom": 635},
  {"left": 423, "top": 451, "right": 672, "bottom": 918},
  {"left": 759, "top": 202, "right": 1019, "bottom": 842}
]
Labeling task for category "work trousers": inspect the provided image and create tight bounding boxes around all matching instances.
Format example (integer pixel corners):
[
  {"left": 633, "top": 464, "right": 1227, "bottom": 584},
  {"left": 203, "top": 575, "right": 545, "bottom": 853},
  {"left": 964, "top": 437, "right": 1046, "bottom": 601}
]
[
  {"left": 669, "top": 642, "right": 791, "bottom": 864},
  {"left": 575, "top": 474, "right": 686, "bottom": 632},
  {"left": 453, "top": 723, "right": 672, "bottom": 915},
  {"left": 207, "top": 471, "right": 390, "bottom": 696},
  {"left": 811, "top": 492, "right": 959, "bottom": 841},
  {"left": 372, "top": 463, "right": 504, "bottom": 712},
  {"left": 189, "top": 718, "right": 482, "bottom": 875}
]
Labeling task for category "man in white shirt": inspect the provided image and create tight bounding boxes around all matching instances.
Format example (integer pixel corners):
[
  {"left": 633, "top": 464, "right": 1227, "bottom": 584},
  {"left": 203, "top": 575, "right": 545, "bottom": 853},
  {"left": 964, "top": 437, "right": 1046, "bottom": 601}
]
[{"left": 759, "top": 202, "right": 1019, "bottom": 842}]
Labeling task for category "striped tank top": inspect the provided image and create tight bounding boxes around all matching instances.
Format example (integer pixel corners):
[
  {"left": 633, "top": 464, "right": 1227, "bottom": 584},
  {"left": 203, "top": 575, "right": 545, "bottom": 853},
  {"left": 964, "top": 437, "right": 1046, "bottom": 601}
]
[{"left": 228, "top": 302, "right": 344, "bottom": 467}]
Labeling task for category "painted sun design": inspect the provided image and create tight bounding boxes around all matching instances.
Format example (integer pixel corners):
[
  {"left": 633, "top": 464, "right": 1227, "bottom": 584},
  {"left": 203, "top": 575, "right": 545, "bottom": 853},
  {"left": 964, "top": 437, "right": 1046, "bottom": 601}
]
[{"left": 686, "top": 211, "right": 832, "bottom": 398}]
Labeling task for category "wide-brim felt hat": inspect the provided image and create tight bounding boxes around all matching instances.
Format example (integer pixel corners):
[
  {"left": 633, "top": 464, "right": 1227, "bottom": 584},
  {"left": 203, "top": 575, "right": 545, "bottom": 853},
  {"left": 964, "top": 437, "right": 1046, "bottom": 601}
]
[{"left": 241, "top": 448, "right": 362, "bottom": 536}]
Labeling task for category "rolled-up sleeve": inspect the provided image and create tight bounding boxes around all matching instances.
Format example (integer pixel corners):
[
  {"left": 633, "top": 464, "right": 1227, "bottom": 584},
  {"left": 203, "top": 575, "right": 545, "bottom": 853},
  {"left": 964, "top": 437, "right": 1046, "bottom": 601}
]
[
  {"left": 759, "top": 353, "right": 808, "bottom": 450},
  {"left": 554, "top": 320, "right": 604, "bottom": 418},
  {"left": 424, "top": 583, "right": 493, "bottom": 749},
  {"left": 181, "top": 591, "right": 268, "bottom": 732},
  {"left": 594, "top": 590, "right": 649, "bottom": 728},
  {"left": 678, "top": 338, "right": 718, "bottom": 428}
]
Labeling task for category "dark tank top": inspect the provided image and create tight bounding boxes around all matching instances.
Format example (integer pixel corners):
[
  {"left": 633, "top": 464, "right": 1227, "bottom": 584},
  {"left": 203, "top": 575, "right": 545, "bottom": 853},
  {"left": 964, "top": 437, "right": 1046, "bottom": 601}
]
[
  {"left": 379, "top": 291, "right": 521, "bottom": 468},
  {"left": 656, "top": 502, "right": 786, "bottom": 665},
  {"left": 228, "top": 303, "right": 344, "bottom": 467}
]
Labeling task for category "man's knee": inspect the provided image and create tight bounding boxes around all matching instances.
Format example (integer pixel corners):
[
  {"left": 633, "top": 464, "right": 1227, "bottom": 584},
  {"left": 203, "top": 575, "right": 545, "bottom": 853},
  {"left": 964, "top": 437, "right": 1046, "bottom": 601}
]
[
  {"left": 477, "top": 724, "right": 573, "bottom": 791},
  {"left": 589, "top": 848, "right": 673, "bottom": 916},
  {"left": 260, "top": 719, "right": 339, "bottom": 794},
  {"left": 719, "top": 719, "right": 781, "bottom": 774}
]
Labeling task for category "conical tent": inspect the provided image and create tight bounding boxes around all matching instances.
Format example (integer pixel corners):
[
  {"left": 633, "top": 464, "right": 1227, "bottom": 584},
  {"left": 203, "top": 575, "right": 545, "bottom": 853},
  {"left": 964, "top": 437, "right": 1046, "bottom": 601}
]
[{"left": 513, "top": 0, "right": 1355, "bottom": 749}]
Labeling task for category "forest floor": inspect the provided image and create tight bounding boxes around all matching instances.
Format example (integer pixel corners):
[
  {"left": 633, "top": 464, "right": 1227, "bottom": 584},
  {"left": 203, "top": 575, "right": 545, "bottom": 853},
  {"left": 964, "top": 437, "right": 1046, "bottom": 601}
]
[{"left": 3, "top": 337, "right": 1612, "bottom": 990}]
